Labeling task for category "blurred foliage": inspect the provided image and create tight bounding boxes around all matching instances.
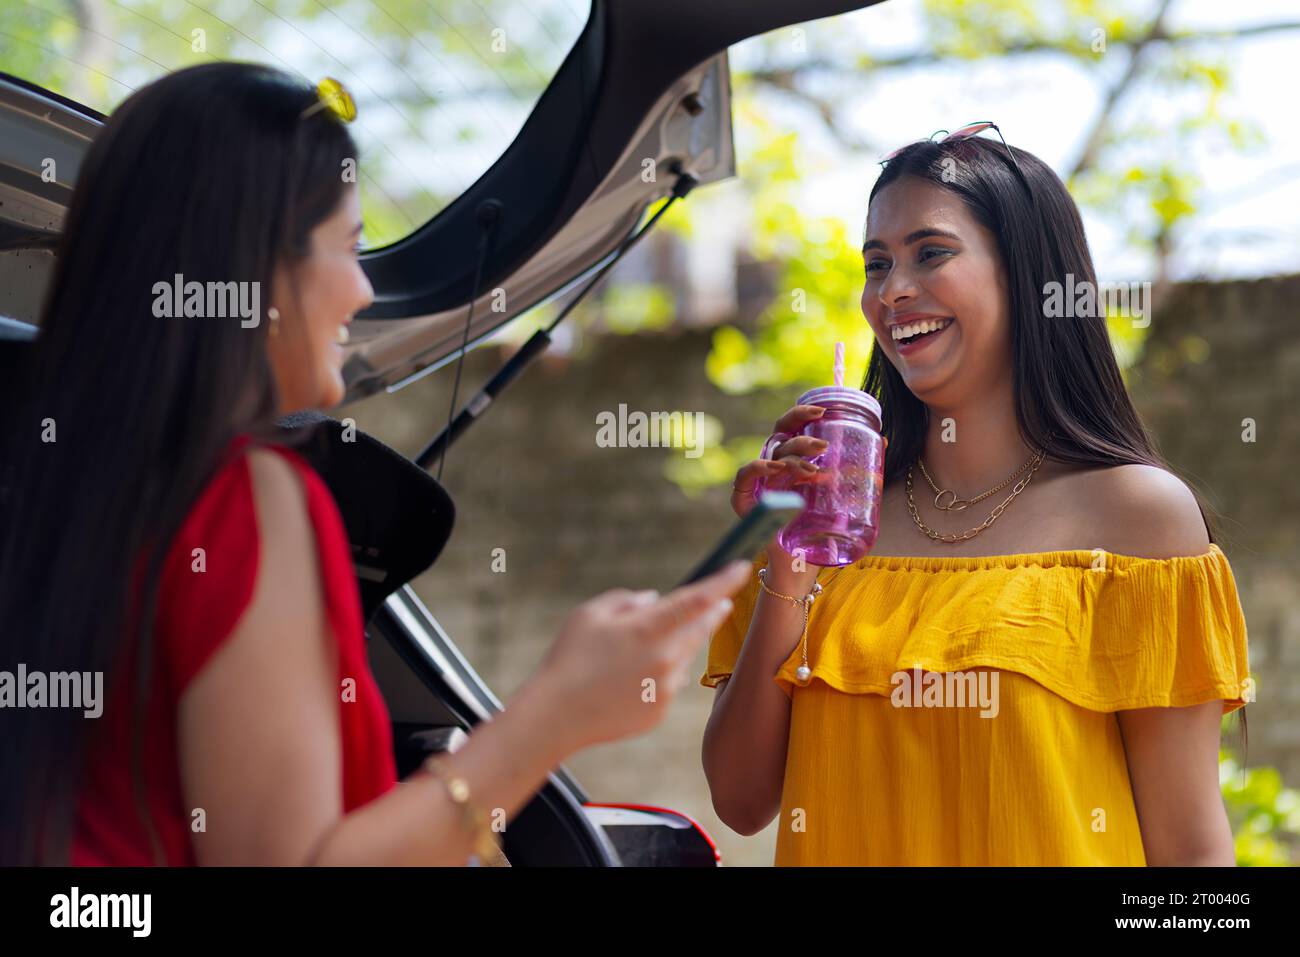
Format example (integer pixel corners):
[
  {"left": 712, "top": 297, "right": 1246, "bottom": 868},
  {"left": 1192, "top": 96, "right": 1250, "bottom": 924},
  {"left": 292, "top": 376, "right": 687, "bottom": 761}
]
[
  {"left": 594, "top": 282, "right": 675, "bottom": 335},
  {"left": 918, "top": 0, "right": 1268, "bottom": 259},
  {"left": 663, "top": 433, "right": 755, "bottom": 500},
  {"left": 0, "top": 0, "right": 588, "bottom": 248},
  {"left": 1221, "top": 745, "right": 1300, "bottom": 866},
  {"left": 713, "top": 107, "right": 873, "bottom": 393}
]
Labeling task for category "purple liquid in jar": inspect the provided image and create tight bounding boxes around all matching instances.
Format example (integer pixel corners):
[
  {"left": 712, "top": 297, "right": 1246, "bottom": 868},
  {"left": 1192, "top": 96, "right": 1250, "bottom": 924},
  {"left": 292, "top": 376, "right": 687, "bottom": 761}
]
[{"left": 757, "top": 386, "right": 884, "bottom": 566}]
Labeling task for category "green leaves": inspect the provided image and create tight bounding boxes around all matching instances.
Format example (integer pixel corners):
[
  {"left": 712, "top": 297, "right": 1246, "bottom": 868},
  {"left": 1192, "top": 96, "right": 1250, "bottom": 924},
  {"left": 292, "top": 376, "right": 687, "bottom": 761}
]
[
  {"left": 1220, "top": 748, "right": 1300, "bottom": 866},
  {"left": 3, "top": 0, "right": 587, "bottom": 249},
  {"left": 598, "top": 283, "right": 674, "bottom": 335}
]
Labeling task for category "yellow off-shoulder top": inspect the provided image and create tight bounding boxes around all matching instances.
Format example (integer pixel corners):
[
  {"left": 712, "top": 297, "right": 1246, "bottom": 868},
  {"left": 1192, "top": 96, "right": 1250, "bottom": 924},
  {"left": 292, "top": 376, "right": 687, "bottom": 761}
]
[{"left": 700, "top": 545, "right": 1252, "bottom": 866}]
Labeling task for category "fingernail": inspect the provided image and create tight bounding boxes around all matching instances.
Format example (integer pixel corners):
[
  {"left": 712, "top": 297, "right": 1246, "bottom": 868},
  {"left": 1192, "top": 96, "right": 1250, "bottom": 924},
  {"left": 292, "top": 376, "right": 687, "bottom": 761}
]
[
  {"left": 712, "top": 598, "right": 733, "bottom": 618},
  {"left": 632, "top": 589, "right": 659, "bottom": 604}
]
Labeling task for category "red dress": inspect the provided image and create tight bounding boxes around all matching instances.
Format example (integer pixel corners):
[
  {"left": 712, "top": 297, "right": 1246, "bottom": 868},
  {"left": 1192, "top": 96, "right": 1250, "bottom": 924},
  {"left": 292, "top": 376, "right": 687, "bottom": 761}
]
[{"left": 71, "top": 433, "right": 398, "bottom": 865}]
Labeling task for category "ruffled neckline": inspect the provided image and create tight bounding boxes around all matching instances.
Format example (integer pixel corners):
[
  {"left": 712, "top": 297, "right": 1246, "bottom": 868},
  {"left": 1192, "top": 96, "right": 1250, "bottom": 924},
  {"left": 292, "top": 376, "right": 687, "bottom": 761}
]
[
  {"left": 818, "top": 543, "right": 1226, "bottom": 575},
  {"left": 708, "top": 544, "right": 1248, "bottom": 714}
]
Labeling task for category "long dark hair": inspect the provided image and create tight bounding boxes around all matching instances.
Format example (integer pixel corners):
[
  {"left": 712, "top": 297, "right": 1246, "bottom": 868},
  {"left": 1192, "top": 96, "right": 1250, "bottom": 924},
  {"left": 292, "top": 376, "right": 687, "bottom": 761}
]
[
  {"left": 0, "top": 62, "right": 357, "bottom": 864},
  {"left": 862, "top": 135, "right": 1246, "bottom": 765}
]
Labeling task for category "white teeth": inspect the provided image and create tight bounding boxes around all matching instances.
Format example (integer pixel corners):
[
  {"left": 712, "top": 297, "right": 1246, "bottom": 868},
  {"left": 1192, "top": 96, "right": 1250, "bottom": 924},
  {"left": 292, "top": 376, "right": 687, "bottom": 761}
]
[{"left": 892, "top": 317, "right": 953, "bottom": 342}]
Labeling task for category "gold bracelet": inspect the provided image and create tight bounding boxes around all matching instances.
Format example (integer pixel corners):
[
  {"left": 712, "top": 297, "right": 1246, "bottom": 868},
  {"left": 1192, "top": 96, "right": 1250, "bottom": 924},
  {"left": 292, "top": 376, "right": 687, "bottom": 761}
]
[
  {"left": 757, "top": 567, "right": 822, "bottom": 686},
  {"left": 423, "top": 754, "right": 502, "bottom": 865},
  {"left": 757, "top": 567, "right": 822, "bottom": 607}
]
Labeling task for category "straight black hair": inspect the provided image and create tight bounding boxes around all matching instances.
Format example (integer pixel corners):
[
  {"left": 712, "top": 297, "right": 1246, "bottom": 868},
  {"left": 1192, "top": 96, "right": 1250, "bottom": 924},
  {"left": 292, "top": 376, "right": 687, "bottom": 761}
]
[
  {"left": 862, "top": 135, "right": 1246, "bottom": 765},
  {"left": 0, "top": 62, "right": 358, "bottom": 864}
]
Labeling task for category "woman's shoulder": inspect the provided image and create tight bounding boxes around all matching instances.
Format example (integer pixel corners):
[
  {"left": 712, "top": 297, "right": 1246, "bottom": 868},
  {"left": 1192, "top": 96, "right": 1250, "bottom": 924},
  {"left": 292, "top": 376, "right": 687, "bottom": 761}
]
[
  {"left": 159, "top": 433, "right": 348, "bottom": 695},
  {"left": 222, "top": 436, "right": 348, "bottom": 573},
  {"left": 242, "top": 442, "right": 313, "bottom": 516},
  {"left": 812, "top": 482, "right": 1249, "bottom": 713},
  {"left": 1043, "top": 461, "right": 1211, "bottom": 559},
  {"left": 178, "top": 435, "right": 319, "bottom": 542},
  {"left": 874, "top": 459, "right": 1213, "bottom": 562}
]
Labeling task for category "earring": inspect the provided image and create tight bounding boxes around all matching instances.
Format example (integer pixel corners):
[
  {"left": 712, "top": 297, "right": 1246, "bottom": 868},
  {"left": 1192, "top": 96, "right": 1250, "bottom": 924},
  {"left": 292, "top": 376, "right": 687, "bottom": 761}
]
[{"left": 267, "top": 306, "right": 280, "bottom": 337}]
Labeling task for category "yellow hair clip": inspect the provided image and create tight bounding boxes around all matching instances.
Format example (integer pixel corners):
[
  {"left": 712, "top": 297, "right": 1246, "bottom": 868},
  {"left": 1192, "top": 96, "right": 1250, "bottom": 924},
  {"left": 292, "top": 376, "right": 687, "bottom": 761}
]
[{"left": 300, "top": 77, "right": 356, "bottom": 123}]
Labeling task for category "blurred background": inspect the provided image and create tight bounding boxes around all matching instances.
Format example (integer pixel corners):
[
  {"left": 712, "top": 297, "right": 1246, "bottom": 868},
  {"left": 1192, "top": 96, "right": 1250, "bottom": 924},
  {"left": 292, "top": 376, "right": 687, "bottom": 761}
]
[{"left": 4, "top": 0, "right": 1297, "bottom": 865}]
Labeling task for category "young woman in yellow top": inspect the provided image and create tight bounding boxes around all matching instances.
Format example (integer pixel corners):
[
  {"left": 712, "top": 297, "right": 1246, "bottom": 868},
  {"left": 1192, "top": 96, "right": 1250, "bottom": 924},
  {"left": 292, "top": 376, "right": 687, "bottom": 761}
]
[{"left": 701, "top": 125, "right": 1251, "bottom": 867}]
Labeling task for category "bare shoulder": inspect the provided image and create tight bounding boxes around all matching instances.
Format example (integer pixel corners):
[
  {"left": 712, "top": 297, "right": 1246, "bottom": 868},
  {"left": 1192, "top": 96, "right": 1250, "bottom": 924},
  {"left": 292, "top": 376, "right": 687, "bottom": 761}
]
[
  {"left": 244, "top": 449, "right": 311, "bottom": 545},
  {"left": 240, "top": 447, "right": 328, "bottom": 602},
  {"left": 1061, "top": 462, "right": 1210, "bottom": 559},
  {"left": 244, "top": 445, "right": 303, "bottom": 498}
]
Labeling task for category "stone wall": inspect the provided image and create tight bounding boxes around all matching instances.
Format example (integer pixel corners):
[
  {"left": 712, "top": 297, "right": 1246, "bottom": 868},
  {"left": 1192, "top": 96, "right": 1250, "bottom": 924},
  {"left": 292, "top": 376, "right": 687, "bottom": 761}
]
[{"left": 1128, "top": 271, "right": 1300, "bottom": 784}]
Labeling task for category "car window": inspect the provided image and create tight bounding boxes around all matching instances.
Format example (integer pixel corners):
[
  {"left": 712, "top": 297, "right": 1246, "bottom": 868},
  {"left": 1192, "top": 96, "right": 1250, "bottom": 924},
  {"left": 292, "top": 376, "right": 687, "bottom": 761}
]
[{"left": 0, "top": 0, "right": 593, "bottom": 250}]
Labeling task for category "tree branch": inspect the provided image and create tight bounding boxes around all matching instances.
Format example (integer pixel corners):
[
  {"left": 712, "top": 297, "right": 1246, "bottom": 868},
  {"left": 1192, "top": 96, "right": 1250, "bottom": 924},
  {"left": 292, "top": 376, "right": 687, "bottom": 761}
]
[
  {"left": 740, "top": 68, "right": 874, "bottom": 152},
  {"left": 1070, "top": 0, "right": 1176, "bottom": 179},
  {"left": 743, "top": 19, "right": 1300, "bottom": 80}
]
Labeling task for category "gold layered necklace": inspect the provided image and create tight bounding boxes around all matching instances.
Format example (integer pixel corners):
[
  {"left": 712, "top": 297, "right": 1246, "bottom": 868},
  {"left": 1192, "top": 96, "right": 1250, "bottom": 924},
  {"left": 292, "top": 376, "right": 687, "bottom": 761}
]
[{"left": 906, "top": 445, "right": 1046, "bottom": 543}]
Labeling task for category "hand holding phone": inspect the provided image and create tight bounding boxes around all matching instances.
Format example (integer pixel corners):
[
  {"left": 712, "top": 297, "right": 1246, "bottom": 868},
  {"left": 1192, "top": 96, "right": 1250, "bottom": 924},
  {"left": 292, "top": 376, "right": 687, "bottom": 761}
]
[{"left": 677, "top": 491, "right": 805, "bottom": 588}]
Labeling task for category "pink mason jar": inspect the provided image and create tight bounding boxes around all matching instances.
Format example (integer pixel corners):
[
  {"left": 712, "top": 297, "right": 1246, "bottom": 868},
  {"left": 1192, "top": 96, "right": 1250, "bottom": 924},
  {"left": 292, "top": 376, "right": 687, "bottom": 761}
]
[{"left": 755, "top": 387, "right": 885, "bottom": 566}]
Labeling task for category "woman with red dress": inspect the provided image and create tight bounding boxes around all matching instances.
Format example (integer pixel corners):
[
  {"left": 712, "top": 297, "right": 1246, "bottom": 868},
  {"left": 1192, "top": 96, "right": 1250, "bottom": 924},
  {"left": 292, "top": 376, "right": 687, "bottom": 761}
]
[{"left": 0, "top": 62, "right": 750, "bottom": 866}]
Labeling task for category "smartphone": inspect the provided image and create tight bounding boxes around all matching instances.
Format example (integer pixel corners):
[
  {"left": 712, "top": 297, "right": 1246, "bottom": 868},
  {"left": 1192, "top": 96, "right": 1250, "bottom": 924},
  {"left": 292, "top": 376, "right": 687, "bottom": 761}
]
[{"left": 676, "top": 491, "right": 806, "bottom": 588}]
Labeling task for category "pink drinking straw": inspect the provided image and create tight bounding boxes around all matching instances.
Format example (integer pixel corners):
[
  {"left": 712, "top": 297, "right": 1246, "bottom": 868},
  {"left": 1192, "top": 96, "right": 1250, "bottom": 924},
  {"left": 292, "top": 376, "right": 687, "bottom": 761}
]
[{"left": 833, "top": 341, "right": 845, "bottom": 387}]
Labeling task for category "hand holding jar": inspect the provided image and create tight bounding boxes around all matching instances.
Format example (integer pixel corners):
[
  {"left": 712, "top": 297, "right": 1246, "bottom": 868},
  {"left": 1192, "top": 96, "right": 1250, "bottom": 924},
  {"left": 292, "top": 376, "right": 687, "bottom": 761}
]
[{"left": 746, "top": 386, "right": 885, "bottom": 569}]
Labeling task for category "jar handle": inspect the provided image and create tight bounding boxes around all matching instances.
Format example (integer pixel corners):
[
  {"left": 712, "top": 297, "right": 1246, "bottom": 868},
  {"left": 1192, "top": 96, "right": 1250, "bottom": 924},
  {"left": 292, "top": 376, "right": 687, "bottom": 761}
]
[{"left": 754, "top": 430, "right": 794, "bottom": 497}]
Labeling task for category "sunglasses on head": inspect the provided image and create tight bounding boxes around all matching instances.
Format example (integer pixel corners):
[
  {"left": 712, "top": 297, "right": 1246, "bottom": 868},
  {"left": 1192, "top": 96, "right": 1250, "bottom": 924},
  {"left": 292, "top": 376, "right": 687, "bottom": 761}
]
[
  {"left": 300, "top": 76, "right": 357, "bottom": 124},
  {"left": 883, "top": 121, "right": 1033, "bottom": 202}
]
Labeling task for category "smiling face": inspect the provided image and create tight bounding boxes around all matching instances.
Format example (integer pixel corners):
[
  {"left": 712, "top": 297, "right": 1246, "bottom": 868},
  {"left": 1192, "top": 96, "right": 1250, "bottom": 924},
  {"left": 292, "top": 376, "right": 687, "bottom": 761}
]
[
  {"left": 266, "top": 183, "right": 373, "bottom": 413},
  {"left": 861, "top": 175, "right": 1013, "bottom": 409}
]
